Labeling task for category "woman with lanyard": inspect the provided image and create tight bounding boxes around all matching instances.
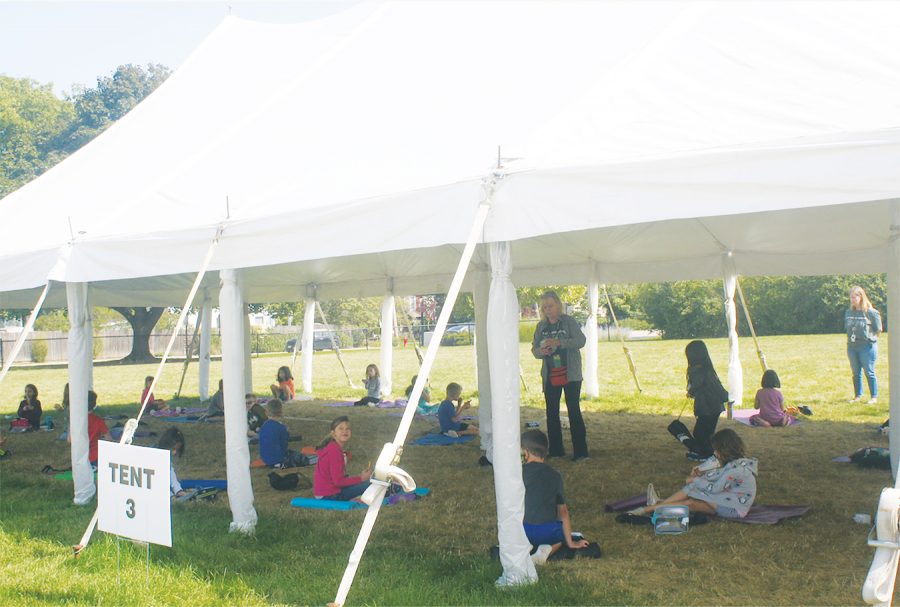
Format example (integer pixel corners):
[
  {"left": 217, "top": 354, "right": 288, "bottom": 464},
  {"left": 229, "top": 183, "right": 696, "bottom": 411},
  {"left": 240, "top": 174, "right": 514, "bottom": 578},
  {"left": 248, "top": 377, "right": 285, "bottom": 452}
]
[
  {"left": 531, "top": 290, "right": 589, "bottom": 461},
  {"left": 845, "top": 285, "right": 882, "bottom": 404}
]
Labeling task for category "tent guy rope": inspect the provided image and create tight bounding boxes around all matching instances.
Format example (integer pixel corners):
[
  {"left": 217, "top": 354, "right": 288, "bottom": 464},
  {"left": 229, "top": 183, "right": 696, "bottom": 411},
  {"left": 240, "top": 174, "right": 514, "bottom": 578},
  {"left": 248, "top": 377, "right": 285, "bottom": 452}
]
[
  {"left": 73, "top": 225, "right": 223, "bottom": 556},
  {"left": 602, "top": 284, "right": 642, "bottom": 393},
  {"left": 735, "top": 278, "right": 769, "bottom": 373},
  {"left": 315, "top": 301, "right": 358, "bottom": 390},
  {"left": 332, "top": 198, "right": 492, "bottom": 607},
  {"left": 0, "top": 281, "right": 50, "bottom": 387}
]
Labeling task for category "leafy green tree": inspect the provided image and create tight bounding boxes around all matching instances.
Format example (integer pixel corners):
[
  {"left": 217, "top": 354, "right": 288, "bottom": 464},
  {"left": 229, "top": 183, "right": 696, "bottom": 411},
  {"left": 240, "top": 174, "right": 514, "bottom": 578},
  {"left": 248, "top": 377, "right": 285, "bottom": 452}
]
[
  {"left": 0, "top": 76, "right": 74, "bottom": 197},
  {"left": 64, "top": 63, "right": 170, "bottom": 152}
]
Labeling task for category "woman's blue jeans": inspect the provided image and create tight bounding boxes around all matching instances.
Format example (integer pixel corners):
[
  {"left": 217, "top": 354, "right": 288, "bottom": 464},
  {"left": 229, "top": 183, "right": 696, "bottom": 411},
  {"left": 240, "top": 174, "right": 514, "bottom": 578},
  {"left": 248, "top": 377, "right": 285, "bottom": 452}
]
[{"left": 848, "top": 342, "right": 878, "bottom": 398}]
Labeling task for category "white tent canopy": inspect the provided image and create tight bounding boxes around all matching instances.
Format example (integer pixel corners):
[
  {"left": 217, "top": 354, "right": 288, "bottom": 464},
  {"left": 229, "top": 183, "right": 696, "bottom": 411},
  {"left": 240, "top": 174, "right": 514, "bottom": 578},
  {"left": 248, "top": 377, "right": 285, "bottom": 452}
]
[{"left": 2, "top": 0, "right": 900, "bottom": 596}]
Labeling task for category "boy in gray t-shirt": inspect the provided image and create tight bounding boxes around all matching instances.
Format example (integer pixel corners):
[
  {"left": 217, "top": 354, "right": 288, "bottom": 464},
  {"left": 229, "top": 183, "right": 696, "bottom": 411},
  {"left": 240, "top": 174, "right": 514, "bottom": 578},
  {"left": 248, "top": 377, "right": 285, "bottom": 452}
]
[{"left": 521, "top": 429, "right": 589, "bottom": 564}]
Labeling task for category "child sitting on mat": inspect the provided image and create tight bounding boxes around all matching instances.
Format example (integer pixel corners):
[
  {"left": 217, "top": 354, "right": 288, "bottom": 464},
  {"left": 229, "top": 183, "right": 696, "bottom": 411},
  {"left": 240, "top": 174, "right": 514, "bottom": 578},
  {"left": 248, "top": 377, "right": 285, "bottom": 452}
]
[
  {"left": 67, "top": 391, "right": 111, "bottom": 468},
  {"left": 259, "top": 399, "right": 306, "bottom": 468},
  {"left": 405, "top": 375, "right": 438, "bottom": 415},
  {"left": 750, "top": 369, "right": 804, "bottom": 427},
  {"left": 157, "top": 426, "right": 188, "bottom": 498},
  {"left": 141, "top": 376, "right": 168, "bottom": 411},
  {"left": 633, "top": 429, "right": 757, "bottom": 520},
  {"left": 203, "top": 379, "right": 225, "bottom": 419},
  {"left": 521, "top": 429, "right": 590, "bottom": 564},
  {"left": 270, "top": 366, "right": 295, "bottom": 401},
  {"left": 437, "top": 382, "right": 478, "bottom": 437},
  {"left": 17, "top": 383, "right": 42, "bottom": 430},
  {"left": 353, "top": 364, "right": 382, "bottom": 407},
  {"left": 246, "top": 393, "right": 268, "bottom": 437},
  {"left": 313, "top": 416, "right": 371, "bottom": 500}
]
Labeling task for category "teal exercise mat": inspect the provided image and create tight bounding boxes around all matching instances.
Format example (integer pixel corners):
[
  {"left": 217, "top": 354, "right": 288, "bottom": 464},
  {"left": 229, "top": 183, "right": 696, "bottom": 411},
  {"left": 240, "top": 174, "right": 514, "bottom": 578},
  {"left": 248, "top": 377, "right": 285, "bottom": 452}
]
[{"left": 291, "top": 488, "right": 430, "bottom": 510}]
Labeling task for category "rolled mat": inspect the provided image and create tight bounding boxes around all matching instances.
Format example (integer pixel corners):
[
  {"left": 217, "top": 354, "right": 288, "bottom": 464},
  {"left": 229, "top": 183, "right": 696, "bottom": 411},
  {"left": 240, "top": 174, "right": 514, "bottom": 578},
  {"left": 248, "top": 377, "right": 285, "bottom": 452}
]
[
  {"left": 291, "top": 487, "right": 430, "bottom": 510},
  {"left": 412, "top": 434, "right": 475, "bottom": 446},
  {"left": 181, "top": 479, "right": 227, "bottom": 490}
]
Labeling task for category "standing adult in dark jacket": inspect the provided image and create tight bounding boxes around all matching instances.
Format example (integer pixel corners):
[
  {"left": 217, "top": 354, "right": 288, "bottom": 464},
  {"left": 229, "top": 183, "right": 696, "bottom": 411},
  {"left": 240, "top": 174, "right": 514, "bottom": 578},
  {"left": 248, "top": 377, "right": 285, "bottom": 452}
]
[{"left": 531, "top": 291, "right": 588, "bottom": 461}]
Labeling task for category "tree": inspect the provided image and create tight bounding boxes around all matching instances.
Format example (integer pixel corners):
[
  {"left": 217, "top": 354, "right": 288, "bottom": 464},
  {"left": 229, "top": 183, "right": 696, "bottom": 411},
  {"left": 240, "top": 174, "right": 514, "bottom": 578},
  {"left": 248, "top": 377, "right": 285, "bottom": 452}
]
[
  {"left": 64, "top": 63, "right": 171, "bottom": 152},
  {"left": 0, "top": 76, "right": 74, "bottom": 197},
  {"left": 111, "top": 307, "right": 165, "bottom": 362}
]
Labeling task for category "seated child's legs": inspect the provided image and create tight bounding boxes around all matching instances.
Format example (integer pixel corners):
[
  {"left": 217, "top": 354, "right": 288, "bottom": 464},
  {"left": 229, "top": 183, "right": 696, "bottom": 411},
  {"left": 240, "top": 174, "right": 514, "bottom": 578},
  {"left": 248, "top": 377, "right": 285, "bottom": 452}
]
[
  {"left": 523, "top": 521, "right": 565, "bottom": 547},
  {"left": 714, "top": 504, "right": 742, "bottom": 519},
  {"left": 281, "top": 450, "right": 307, "bottom": 468},
  {"left": 334, "top": 481, "right": 371, "bottom": 501},
  {"left": 458, "top": 422, "right": 479, "bottom": 436},
  {"left": 270, "top": 384, "right": 280, "bottom": 398},
  {"left": 749, "top": 414, "right": 771, "bottom": 427}
]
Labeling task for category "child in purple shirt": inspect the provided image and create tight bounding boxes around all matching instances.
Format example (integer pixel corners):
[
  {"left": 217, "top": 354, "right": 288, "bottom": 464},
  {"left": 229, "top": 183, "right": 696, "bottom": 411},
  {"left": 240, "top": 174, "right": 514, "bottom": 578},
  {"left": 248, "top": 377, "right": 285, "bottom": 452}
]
[{"left": 750, "top": 369, "right": 794, "bottom": 427}]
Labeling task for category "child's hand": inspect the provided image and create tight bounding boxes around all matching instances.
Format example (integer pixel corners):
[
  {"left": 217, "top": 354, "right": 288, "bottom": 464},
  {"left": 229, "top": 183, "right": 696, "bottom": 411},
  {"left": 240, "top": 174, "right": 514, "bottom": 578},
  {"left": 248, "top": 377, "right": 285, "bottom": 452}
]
[
  {"left": 462, "top": 400, "right": 471, "bottom": 410},
  {"left": 568, "top": 538, "right": 589, "bottom": 549},
  {"left": 361, "top": 465, "right": 373, "bottom": 480}
]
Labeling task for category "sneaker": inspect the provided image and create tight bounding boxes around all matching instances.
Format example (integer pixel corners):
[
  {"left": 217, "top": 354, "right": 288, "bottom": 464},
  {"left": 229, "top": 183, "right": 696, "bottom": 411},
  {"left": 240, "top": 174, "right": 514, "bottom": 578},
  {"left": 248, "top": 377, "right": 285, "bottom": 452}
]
[
  {"left": 849, "top": 397, "right": 862, "bottom": 403},
  {"left": 686, "top": 451, "right": 706, "bottom": 461},
  {"left": 572, "top": 455, "right": 590, "bottom": 463},
  {"left": 445, "top": 430, "right": 459, "bottom": 438},
  {"left": 478, "top": 455, "right": 493, "bottom": 467},
  {"left": 696, "top": 456, "right": 720, "bottom": 472},
  {"left": 798, "top": 405, "right": 813, "bottom": 416},
  {"left": 531, "top": 544, "right": 553, "bottom": 566},
  {"left": 367, "top": 401, "right": 378, "bottom": 408},
  {"left": 868, "top": 398, "right": 878, "bottom": 405},
  {"left": 646, "top": 483, "right": 659, "bottom": 507}
]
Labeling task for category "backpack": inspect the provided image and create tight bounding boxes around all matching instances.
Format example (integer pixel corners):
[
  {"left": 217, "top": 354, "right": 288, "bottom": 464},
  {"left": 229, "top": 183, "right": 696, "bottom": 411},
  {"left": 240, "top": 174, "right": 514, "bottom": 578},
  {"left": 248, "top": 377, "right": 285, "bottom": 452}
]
[{"left": 849, "top": 447, "right": 892, "bottom": 470}]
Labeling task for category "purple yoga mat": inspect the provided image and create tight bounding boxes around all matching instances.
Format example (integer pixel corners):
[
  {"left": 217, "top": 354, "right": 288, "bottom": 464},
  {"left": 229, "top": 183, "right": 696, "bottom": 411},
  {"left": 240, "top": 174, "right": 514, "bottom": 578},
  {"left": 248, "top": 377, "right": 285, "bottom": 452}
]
[
  {"left": 376, "top": 400, "right": 405, "bottom": 409},
  {"left": 605, "top": 494, "right": 809, "bottom": 524},
  {"left": 731, "top": 408, "right": 800, "bottom": 427},
  {"left": 605, "top": 494, "right": 647, "bottom": 512},
  {"left": 321, "top": 401, "right": 356, "bottom": 407}
]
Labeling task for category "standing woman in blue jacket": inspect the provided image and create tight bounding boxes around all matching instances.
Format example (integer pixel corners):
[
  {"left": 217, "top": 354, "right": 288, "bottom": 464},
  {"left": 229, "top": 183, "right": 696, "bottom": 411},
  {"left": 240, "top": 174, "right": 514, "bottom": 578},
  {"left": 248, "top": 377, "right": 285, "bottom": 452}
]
[
  {"left": 531, "top": 290, "right": 588, "bottom": 461},
  {"left": 845, "top": 285, "right": 882, "bottom": 404}
]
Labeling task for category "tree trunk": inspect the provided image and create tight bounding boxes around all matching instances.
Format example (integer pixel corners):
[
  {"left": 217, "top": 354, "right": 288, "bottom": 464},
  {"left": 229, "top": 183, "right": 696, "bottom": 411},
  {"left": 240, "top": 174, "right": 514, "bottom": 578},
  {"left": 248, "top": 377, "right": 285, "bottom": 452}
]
[{"left": 112, "top": 307, "right": 165, "bottom": 363}]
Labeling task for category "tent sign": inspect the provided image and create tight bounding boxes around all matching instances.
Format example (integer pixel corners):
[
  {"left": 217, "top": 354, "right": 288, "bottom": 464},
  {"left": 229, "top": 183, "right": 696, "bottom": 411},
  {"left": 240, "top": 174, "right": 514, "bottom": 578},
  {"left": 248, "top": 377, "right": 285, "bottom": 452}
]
[{"left": 98, "top": 442, "right": 172, "bottom": 547}]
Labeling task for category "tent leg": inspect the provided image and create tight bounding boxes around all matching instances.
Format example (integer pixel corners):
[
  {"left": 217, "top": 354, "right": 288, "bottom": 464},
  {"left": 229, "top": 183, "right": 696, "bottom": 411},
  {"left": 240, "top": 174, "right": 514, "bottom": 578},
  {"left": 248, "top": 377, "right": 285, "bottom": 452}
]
[
  {"left": 488, "top": 241, "right": 537, "bottom": 586},
  {"left": 889, "top": 207, "right": 900, "bottom": 479},
  {"left": 723, "top": 257, "right": 743, "bottom": 407},
  {"left": 199, "top": 290, "right": 212, "bottom": 401},
  {"left": 583, "top": 281, "right": 599, "bottom": 398},
  {"left": 300, "top": 299, "right": 316, "bottom": 394},
  {"left": 220, "top": 269, "right": 258, "bottom": 534},
  {"left": 380, "top": 290, "right": 395, "bottom": 396},
  {"left": 473, "top": 262, "right": 492, "bottom": 462},
  {"left": 243, "top": 305, "right": 253, "bottom": 394},
  {"left": 66, "top": 282, "right": 95, "bottom": 506}
]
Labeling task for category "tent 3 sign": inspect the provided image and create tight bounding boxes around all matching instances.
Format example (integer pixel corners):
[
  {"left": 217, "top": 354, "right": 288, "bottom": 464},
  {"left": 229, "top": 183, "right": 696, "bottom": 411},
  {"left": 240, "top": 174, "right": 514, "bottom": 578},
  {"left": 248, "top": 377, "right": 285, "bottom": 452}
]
[{"left": 98, "top": 442, "right": 172, "bottom": 547}]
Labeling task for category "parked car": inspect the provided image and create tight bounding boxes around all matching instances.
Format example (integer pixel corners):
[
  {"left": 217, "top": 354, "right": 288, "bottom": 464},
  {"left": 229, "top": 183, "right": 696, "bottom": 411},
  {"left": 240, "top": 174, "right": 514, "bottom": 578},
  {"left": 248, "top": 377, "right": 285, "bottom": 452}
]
[
  {"left": 441, "top": 323, "right": 474, "bottom": 345},
  {"left": 284, "top": 331, "right": 342, "bottom": 352}
]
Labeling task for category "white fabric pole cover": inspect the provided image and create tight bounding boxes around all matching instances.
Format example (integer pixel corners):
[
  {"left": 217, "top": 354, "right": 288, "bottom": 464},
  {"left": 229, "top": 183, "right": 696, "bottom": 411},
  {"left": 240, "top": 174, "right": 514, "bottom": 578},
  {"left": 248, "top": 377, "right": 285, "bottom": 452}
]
[
  {"left": 583, "top": 281, "right": 600, "bottom": 398},
  {"left": 380, "top": 293, "right": 394, "bottom": 396},
  {"left": 473, "top": 265, "right": 493, "bottom": 463},
  {"left": 219, "top": 269, "right": 258, "bottom": 533},
  {"left": 66, "top": 282, "right": 95, "bottom": 505},
  {"left": 243, "top": 305, "right": 253, "bottom": 394},
  {"left": 301, "top": 299, "right": 316, "bottom": 394},
  {"left": 723, "top": 260, "right": 743, "bottom": 406},
  {"left": 888, "top": 206, "right": 900, "bottom": 477},
  {"left": 199, "top": 290, "right": 212, "bottom": 401},
  {"left": 488, "top": 241, "right": 537, "bottom": 586}
]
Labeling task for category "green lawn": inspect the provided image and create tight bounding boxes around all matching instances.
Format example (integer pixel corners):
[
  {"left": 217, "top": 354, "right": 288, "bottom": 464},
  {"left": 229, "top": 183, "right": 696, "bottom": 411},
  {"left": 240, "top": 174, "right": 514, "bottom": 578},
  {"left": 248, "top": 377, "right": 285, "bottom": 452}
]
[{"left": 0, "top": 334, "right": 894, "bottom": 605}]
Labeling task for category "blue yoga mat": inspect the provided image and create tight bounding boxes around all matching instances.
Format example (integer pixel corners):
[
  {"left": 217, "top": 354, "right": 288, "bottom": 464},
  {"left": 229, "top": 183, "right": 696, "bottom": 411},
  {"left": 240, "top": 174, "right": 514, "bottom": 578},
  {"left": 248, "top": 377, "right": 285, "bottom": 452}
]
[
  {"left": 412, "top": 434, "right": 475, "bottom": 446},
  {"left": 182, "top": 479, "right": 227, "bottom": 490},
  {"left": 291, "top": 488, "right": 430, "bottom": 511}
]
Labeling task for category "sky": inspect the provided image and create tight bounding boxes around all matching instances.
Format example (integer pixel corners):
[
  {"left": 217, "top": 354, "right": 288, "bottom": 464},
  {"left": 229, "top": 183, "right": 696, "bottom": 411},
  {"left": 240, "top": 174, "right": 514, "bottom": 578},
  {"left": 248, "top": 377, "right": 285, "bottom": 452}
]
[{"left": 0, "top": 0, "right": 359, "bottom": 96}]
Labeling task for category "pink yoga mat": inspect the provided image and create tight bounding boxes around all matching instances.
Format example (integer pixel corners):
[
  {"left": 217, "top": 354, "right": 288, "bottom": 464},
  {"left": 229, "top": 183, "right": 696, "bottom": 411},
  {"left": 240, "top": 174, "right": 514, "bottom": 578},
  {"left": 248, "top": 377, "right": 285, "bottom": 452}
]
[{"left": 730, "top": 408, "right": 801, "bottom": 427}]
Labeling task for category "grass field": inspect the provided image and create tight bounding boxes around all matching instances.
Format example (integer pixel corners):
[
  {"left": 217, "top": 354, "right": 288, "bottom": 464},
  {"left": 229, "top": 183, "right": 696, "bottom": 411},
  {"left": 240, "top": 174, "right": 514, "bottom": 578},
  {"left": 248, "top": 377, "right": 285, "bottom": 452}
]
[{"left": 0, "top": 334, "right": 895, "bottom": 605}]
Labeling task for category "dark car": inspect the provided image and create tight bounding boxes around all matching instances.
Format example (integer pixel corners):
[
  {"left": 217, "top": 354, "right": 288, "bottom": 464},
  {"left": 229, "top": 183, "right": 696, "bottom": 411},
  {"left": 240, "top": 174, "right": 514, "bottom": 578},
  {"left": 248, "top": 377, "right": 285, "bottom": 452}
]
[{"left": 284, "top": 331, "right": 342, "bottom": 352}]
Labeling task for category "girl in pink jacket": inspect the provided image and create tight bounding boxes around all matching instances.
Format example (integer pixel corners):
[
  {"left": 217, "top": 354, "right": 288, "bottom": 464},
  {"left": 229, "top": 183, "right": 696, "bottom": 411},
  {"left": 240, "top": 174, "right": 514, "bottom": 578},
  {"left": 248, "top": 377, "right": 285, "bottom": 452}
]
[{"left": 313, "top": 416, "right": 371, "bottom": 500}]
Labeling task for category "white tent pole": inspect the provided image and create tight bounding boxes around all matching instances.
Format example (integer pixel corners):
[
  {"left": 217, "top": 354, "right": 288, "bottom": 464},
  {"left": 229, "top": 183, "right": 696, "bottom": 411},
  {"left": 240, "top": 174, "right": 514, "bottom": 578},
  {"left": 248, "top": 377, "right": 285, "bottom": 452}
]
[
  {"left": 0, "top": 281, "right": 50, "bottom": 387},
  {"left": 723, "top": 255, "right": 743, "bottom": 408},
  {"left": 380, "top": 286, "right": 395, "bottom": 396},
  {"left": 198, "top": 289, "right": 212, "bottom": 401},
  {"left": 583, "top": 280, "right": 600, "bottom": 398},
  {"left": 243, "top": 305, "right": 253, "bottom": 394},
  {"left": 862, "top": 201, "right": 900, "bottom": 606},
  {"left": 473, "top": 262, "right": 493, "bottom": 463},
  {"left": 300, "top": 298, "right": 316, "bottom": 394},
  {"left": 66, "top": 282, "right": 95, "bottom": 506},
  {"left": 488, "top": 241, "right": 538, "bottom": 586},
  {"left": 316, "top": 300, "right": 358, "bottom": 389},
  {"left": 333, "top": 198, "right": 492, "bottom": 607},
  {"left": 220, "top": 269, "right": 258, "bottom": 534}
]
